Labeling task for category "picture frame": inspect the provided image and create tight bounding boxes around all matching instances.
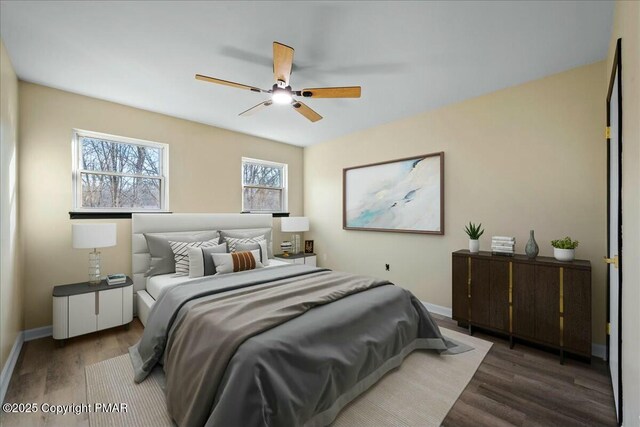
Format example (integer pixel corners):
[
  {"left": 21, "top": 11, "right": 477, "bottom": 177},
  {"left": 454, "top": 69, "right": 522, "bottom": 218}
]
[
  {"left": 304, "top": 240, "right": 314, "bottom": 254},
  {"left": 343, "top": 152, "right": 444, "bottom": 234}
]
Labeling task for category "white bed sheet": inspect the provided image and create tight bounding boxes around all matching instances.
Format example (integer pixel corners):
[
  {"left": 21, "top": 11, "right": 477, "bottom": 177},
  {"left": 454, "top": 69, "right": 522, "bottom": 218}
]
[{"left": 146, "top": 258, "right": 291, "bottom": 300}]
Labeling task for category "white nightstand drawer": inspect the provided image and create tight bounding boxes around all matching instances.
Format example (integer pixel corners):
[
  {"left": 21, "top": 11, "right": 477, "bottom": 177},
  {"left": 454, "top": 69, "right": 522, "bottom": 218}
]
[
  {"left": 68, "top": 292, "right": 97, "bottom": 338},
  {"left": 97, "top": 288, "right": 123, "bottom": 330}
]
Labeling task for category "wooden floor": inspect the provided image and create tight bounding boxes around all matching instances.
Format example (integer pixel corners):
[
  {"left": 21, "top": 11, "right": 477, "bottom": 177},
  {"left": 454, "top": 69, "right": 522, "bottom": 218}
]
[
  {"left": 1, "top": 315, "right": 616, "bottom": 427},
  {"left": 436, "top": 315, "right": 617, "bottom": 427}
]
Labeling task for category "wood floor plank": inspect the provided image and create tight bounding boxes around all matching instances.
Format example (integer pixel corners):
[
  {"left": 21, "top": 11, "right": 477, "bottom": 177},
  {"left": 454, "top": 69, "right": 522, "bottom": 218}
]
[{"left": 458, "top": 389, "right": 527, "bottom": 426}]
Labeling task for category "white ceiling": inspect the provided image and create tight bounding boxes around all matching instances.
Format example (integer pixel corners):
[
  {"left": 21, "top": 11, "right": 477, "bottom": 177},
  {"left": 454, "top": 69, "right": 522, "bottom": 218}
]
[{"left": 0, "top": 1, "right": 613, "bottom": 147}]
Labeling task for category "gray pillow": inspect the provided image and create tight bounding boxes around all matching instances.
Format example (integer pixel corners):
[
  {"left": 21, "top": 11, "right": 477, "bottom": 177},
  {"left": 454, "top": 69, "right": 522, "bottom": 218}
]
[
  {"left": 220, "top": 228, "right": 273, "bottom": 257},
  {"left": 188, "top": 244, "right": 228, "bottom": 278},
  {"left": 144, "top": 230, "right": 219, "bottom": 277},
  {"left": 235, "top": 240, "right": 269, "bottom": 266}
]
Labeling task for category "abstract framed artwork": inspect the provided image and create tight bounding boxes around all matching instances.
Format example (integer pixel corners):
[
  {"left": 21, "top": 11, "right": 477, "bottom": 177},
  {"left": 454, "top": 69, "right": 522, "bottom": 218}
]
[{"left": 343, "top": 152, "right": 444, "bottom": 234}]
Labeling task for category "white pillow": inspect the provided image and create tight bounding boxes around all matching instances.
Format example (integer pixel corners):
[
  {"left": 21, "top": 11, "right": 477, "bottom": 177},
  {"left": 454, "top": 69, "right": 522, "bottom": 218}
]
[
  {"left": 212, "top": 249, "right": 264, "bottom": 275},
  {"left": 235, "top": 240, "right": 270, "bottom": 266}
]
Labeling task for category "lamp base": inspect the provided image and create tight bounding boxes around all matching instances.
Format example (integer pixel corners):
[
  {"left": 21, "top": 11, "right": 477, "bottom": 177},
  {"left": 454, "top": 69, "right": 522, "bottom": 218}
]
[
  {"left": 88, "top": 249, "right": 102, "bottom": 285},
  {"left": 292, "top": 234, "right": 301, "bottom": 254}
]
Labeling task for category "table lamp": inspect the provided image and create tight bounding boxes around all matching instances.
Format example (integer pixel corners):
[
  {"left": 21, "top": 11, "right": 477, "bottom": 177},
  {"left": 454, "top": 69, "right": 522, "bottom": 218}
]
[
  {"left": 281, "top": 217, "right": 309, "bottom": 255},
  {"left": 72, "top": 223, "right": 117, "bottom": 284}
]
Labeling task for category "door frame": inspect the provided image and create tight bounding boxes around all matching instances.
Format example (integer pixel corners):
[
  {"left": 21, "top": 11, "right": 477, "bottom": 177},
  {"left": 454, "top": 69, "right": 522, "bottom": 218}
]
[{"left": 605, "top": 37, "right": 623, "bottom": 426}]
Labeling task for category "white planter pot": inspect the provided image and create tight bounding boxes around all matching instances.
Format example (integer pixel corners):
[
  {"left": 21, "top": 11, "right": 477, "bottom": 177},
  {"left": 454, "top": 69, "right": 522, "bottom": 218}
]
[
  {"left": 553, "top": 248, "right": 575, "bottom": 262},
  {"left": 469, "top": 239, "right": 480, "bottom": 253}
]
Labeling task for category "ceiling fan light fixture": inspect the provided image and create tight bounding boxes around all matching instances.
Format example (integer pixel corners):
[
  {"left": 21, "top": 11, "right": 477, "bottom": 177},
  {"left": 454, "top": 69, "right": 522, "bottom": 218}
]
[{"left": 272, "top": 89, "right": 293, "bottom": 105}]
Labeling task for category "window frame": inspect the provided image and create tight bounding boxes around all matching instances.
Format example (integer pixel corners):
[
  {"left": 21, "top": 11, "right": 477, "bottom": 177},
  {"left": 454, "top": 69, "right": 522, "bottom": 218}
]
[
  {"left": 241, "top": 157, "right": 288, "bottom": 213},
  {"left": 71, "top": 129, "right": 170, "bottom": 213}
]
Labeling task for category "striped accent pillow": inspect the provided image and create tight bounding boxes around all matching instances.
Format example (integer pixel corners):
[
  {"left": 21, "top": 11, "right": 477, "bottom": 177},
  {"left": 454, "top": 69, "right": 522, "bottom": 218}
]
[
  {"left": 231, "top": 251, "right": 256, "bottom": 272},
  {"left": 211, "top": 249, "right": 264, "bottom": 275},
  {"left": 169, "top": 239, "right": 218, "bottom": 275}
]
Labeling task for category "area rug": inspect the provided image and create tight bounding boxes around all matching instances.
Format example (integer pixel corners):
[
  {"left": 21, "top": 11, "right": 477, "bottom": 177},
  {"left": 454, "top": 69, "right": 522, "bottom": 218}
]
[{"left": 86, "top": 328, "right": 491, "bottom": 427}]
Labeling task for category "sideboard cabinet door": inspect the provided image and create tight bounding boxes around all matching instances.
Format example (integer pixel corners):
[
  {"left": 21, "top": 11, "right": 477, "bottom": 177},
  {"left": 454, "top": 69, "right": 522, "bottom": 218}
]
[
  {"left": 563, "top": 268, "right": 591, "bottom": 356},
  {"left": 452, "top": 255, "right": 469, "bottom": 322},
  {"left": 470, "top": 258, "right": 491, "bottom": 327},
  {"left": 534, "top": 265, "right": 561, "bottom": 346},
  {"left": 489, "top": 259, "right": 510, "bottom": 331},
  {"left": 512, "top": 262, "right": 535, "bottom": 340}
]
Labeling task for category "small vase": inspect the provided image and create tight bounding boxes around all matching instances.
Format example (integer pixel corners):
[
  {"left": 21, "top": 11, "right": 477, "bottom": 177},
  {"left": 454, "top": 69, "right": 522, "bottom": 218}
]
[
  {"left": 525, "top": 230, "right": 539, "bottom": 259},
  {"left": 469, "top": 239, "right": 480, "bottom": 253}
]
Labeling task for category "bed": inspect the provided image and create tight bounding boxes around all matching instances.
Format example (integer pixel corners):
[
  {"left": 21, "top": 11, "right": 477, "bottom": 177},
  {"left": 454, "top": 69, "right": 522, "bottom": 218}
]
[{"left": 130, "top": 213, "right": 468, "bottom": 427}]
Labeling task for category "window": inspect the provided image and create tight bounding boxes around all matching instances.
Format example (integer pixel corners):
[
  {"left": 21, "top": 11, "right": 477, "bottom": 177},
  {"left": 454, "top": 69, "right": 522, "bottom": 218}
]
[
  {"left": 72, "top": 130, "right": 169, "bottom": 212},
  {"left": 242, "top": 157, "right": 288, "bottom": 213}
]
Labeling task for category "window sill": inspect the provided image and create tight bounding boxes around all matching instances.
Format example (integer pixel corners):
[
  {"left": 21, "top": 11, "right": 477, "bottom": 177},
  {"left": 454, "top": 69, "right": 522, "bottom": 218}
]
[
  {"left": 69, "top": 211, "right": 172, "bottom": 219},
  {"left": 241, "top": 212, "right": 290, "bottom": 218}
]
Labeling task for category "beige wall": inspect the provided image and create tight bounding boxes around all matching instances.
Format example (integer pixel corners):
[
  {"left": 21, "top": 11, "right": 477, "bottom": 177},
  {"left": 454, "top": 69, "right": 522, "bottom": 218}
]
[
  {"left": 608, "top": 1, "right": 640, "bottom": 424},
  {"left": 19, "top": 83, "right": 303, "bottom": 329},
  {"left": 304, "top": 62, "right": 607, "bottom": 346},
  {"left": 0, "top": 40, "right": 23, "bottom": 370}
]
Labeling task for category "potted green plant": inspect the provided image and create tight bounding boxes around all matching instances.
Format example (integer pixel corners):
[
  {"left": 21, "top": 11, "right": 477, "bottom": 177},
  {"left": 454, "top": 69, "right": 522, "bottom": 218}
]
[
  {"left": 464, "top": 222, "right": 484, "bottom": 253},
  {"left": 551, "top": 237, "right": 579, "bottom": 261}
]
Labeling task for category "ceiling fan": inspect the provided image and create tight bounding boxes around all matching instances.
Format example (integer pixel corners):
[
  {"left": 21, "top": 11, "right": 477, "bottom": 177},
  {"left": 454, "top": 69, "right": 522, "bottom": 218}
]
[{"left": 195, "top": 42, "right": 361, "bottom": 123}]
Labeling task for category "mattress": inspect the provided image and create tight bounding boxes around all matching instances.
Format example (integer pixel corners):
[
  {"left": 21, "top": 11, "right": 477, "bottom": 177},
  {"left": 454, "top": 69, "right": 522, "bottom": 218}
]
[{"left": 146, "top": 258, "right": 290, "bottom": 300}]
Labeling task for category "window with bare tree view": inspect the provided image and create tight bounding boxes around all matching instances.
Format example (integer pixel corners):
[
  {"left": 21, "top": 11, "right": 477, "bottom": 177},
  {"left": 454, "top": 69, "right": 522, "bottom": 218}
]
[
  {"left": 242, "top": 158, "right": 287, "bottom": 212},
  {"left": 73, "top": 130, "right": 168, "bottom": 211}
]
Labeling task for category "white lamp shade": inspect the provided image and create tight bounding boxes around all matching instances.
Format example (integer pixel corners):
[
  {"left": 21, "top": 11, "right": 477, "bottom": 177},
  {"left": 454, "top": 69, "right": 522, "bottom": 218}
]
[
  {"left": 281, "top": 217, "right": 309, "bottom": 232},
  {"left": 72, "top": 223, "right": 117, "bottom": 249}
]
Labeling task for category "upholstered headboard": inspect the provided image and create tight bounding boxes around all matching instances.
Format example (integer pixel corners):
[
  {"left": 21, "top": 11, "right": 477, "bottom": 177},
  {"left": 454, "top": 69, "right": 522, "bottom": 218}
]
[{"left": 131, "top": 213, "right": 273, "bottom": 295}]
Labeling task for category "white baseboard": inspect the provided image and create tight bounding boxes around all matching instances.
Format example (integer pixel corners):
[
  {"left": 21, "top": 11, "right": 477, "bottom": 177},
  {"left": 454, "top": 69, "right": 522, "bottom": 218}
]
[
  {"left": 420, "top": 301, "right": 452, "bottom": 318},
  {"left": 0, "top": 332, "right": 24, "bottom": 404},
  {"left": 23, "top": 325, "right": 52, "bottom": 342},
  {"left": 420, "top": 300, "right": 606, "bottom": 359},
  {"left": 1, "top": 325, "right": 53, "bottom": 403}
]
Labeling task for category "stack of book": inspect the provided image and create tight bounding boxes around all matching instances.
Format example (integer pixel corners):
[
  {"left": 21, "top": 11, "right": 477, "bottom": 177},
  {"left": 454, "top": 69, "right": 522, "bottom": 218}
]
[
  {"left": 106, "top": 274, "right": 127, "bottom": 285},
  {"left": 492, "top": 236, "right": 515, "bottom": 256}
]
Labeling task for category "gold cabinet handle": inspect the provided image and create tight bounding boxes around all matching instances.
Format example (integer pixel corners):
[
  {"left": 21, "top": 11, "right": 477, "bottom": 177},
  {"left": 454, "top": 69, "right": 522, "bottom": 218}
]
[{"left": 604, "top": 255, "right": 619, "bottom": 269}]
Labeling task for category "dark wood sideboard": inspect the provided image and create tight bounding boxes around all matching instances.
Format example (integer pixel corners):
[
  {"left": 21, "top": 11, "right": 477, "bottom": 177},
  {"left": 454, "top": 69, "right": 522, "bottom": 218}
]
[{"left": 452, "top": 250, "right": 591, "bottom": 363}]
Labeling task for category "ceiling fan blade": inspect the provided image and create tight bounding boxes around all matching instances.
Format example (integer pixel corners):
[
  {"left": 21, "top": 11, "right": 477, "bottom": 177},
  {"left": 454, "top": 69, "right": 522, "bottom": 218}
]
[
  {"left": 273, "top": 42, "right": 294, "bottom": 86},
  {"left": 291, "top": 100, "right": 322, "bottom": 122},
  {"left": 195, "top": 74, "right": 266, "bottom": 93},
  {"left": 239, "top": 100, "right": 273, "bottom": 116},
  {"left": 298, "top": 86, "right": 362, "bottom": 98}
]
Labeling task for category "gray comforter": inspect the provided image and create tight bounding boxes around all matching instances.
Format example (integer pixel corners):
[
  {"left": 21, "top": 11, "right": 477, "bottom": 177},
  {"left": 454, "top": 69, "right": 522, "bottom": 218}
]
[{"left": 130, "top": 265, "right": 468, "bottom": 427}]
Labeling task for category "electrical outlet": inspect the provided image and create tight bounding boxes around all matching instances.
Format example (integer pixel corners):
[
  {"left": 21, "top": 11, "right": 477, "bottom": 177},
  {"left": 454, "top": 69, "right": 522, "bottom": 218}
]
[{"left": 385, "top": 264, "right": 390, "bottom": 271}]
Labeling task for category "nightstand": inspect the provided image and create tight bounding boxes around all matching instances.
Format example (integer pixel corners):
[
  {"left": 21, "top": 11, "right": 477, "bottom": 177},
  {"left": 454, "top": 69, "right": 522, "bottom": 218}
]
[
  {"left": 52, "top": 276, "right": 133, "bottom": 342},
  {"left": 274, "top": 253, "right": 317, "bottom": 267}
]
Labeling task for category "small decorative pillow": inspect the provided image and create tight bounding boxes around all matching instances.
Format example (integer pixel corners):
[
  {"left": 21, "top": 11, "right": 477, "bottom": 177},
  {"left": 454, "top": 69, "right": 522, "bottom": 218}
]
[
  {"left": 169, "top": 239, "right": 219, "bottom": 276},
  {"left": 187, "top": 243, "right": 228, "bottom": 278},
  {"left": 235, "top": 240, "right": 270, "bottom": 266},
  {"left": 211, "top": 250, "right": 264, "bottom": 275}
]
